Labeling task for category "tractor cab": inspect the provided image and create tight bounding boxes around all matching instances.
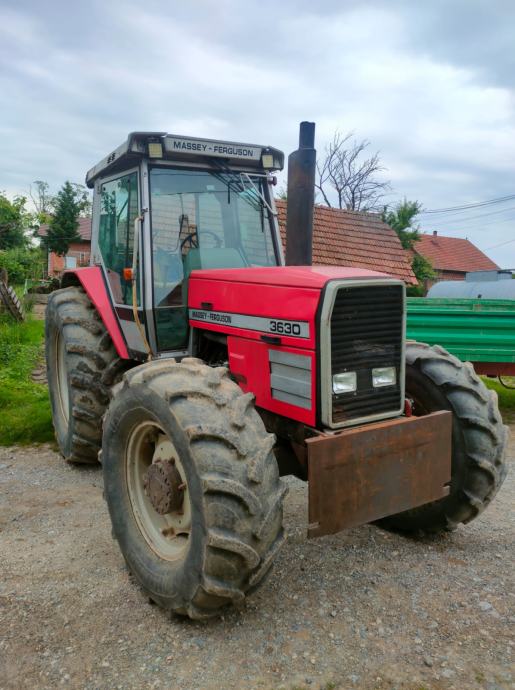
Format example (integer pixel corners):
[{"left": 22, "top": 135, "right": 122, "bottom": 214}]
[{"left": 85, "top": 132, "right": 285, "bottom": 358}]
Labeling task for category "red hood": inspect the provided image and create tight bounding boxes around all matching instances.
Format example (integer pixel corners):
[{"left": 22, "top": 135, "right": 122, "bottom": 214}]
[
  {"left": 188, "top": 264, "right": 399, "bottom": 354},
  {"left": 189, "top": 265, "right": 393, "bottom": 289},
  {"left": 187, "top": 263, "right": 401, "bottom": 428}
]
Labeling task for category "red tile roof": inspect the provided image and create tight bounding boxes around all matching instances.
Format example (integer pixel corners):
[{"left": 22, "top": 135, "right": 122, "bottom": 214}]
[
  {"left": 276, "top": 200, "right": 417, "bottom": 285},
  {"left": 37, "top": 216, "right": 92, "bottom": 242},
  {"left": 414, "top": 232, "right": 498, "bottom": 272}
]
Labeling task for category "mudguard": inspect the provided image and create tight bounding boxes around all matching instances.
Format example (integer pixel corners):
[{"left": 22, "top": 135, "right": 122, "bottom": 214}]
[{"left": 61, "top": 267, "right": 130, "bottom": 359}]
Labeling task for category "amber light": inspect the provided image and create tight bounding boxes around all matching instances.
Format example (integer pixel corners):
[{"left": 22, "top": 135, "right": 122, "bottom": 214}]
[{"left": 123, "top": 268, "right": 133, "bottom": 281}]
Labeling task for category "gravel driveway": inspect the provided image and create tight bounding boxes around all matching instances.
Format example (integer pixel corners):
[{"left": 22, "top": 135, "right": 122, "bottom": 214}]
[{"left": 1, "top": 425, "right": 513, "bottom": 690}]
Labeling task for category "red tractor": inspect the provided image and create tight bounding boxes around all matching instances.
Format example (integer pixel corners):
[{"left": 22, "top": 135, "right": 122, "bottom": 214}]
[{"left": 46, "top": 123, "right": 508, "bottom": 619}]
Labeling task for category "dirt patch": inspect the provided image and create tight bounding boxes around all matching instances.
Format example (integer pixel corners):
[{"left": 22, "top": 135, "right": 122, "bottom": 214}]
[
  {"left": 31, "top": 303, "right": 47, "bottom": 320},
  {"left": 31, "top": 355, "right": 47, "bottom": 384},
  {"left": 0, "top": 429, "right": 514, "bottom": 690}
]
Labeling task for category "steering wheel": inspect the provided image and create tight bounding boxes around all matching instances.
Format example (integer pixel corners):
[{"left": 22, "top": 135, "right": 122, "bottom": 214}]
[
  {"left": 180, "top": 230, "right": 223, "bottom": 252},
  {"left": 180, "top": 232, "right": 198, "bottom": 252}
]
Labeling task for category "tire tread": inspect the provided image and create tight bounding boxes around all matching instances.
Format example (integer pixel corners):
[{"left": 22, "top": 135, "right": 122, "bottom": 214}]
[
  {"left": 394, "top": 342, "right": 509, "bottom": 533},
  {"left": 112, "top": 359, "right": 286, "bottom": 618}
]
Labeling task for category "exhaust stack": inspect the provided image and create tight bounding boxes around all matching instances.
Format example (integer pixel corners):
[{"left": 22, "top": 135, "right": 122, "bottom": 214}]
[{"left": 285, "top": 121, "right": 316, "bottom": 266}]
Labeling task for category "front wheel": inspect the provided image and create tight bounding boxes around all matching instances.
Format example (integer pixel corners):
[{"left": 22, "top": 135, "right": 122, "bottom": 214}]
[
  {"left": 379, "top": 342, "right": 508, "bottom": 534},
  {"left": 102, "top": 358, "right": 286, "bottom": 619}
]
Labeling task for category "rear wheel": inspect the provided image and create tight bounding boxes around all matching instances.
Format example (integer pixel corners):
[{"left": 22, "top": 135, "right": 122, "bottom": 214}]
[
  {"left": 102, "top": 358, "right": 286, "bottom": 619},
  {"left": 45, "top": 286, "right": 128, "bottom": 463},
  {"left": 379, "top": 342, "right": 508, "bottom": 533}
]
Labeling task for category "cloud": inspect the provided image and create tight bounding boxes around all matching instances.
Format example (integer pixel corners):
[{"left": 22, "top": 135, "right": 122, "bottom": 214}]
[{"left": 1, "top": 0, "right": 514, "bottom": 263}]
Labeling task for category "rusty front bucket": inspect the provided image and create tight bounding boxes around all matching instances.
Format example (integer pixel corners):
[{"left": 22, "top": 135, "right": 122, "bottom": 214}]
[{"left": 306, "top": 410, "right": 452, "bottom": 538}]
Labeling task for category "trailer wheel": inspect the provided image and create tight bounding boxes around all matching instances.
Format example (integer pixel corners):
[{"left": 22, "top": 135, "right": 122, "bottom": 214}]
[
  {"left": 379, "top": 342, "right": 509, "bottom": 534},
  {"left": 45, "top": 286, "right": 128, "bottom": 464},
  {"left": 102, "top": 358, "right": 286, "bottom": 619}
]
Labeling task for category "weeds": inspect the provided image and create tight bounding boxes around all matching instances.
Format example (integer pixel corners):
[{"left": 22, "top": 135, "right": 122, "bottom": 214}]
[
  {"left": 0, "top": 315, "right": 53, "bottom": 445},
  {"left": 483, "top": 376, "right": 515, "bottom": 421}
]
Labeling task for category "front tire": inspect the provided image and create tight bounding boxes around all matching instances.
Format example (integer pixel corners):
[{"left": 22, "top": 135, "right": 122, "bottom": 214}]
[
  {"left": 102, "top": 358, "right": 286, "bottom": 619},
  {"left": 379, "top": 342, "right": 508, "bottom": 534}
]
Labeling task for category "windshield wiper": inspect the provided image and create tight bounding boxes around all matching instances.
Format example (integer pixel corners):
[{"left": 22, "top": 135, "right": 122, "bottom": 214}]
[{"left": 239, "top": 172, "right": 276, "bottom": 217}]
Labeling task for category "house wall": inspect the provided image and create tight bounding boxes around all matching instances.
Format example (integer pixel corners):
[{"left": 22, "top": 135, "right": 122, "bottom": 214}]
[
  {"left": 48, "top": 242, "right": 91, "bottom": 275},
  {"left": 424, "top": 268, "right": 466, "bottom": 291},
  {"left": 437, "top": 269, "right": 466, "bottom": 281}
]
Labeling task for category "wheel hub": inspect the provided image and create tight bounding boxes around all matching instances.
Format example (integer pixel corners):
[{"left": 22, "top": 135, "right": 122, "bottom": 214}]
[{"left": 143, "top": 459, "right": 184, "bottom": 515}]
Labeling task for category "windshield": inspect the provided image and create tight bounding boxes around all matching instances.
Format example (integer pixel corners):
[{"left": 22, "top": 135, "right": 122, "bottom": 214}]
[{"left": 149, "top": 167, "right": 278, "bottom": 349}]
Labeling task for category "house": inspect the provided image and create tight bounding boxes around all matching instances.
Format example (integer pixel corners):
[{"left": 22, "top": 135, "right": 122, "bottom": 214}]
[
  {"left": 413, "top": 230, "right": 498, "bottom": 284},
  {"left": 276, "top": 200, "right": 417, "bottom": 284},
  {"left": 36, "top": 204, "right": 417, "bottom": 285},
  {"left": 37, "top": 217, "right": 92, "bottom": 276}
]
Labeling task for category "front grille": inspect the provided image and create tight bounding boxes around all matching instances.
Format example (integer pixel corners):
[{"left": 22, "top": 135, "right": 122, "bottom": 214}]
[{"left": 330, "top": 283, "right": 404, "bottom": 425}]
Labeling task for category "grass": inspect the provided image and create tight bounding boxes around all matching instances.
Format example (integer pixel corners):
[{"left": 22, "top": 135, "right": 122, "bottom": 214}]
[
  {"left": 483, "top": 376, "right": 515, "bottom": 420},
  {"left": 0, "top": 315, "right": 54, "bottom": 445}
]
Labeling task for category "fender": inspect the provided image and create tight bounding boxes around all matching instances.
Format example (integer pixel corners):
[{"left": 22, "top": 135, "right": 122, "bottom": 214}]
[{"left": 61, "top": 267, "right": 130, "bottom": 359}]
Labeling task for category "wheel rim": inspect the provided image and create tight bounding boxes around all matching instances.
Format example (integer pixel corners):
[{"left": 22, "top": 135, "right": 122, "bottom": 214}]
[
  {"left": 126, "top": 422, "right": 191, "bottom": 561},
  {"left": 55, "top": 330, "right": 70, "bottom": 424}
]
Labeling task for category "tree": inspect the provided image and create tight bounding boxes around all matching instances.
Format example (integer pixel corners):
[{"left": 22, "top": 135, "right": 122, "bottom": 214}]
[
  {"left": 382, "top": 199, "right": 436, "bottom": 295},
  {"left": 45, "top": 181, "right": 82, "bottom": 256},
  {"left": 30, "top": 180, "right": 91, "bottom": 223},
  {"left": 70, "top": 183, "right": 92, "bottom": 217},
  {"left": 316, "top": 132, "right": 391, "bottom": 211},
  {"left": 30, "top": 180, "right": 55, "bottom": 225},
  {"left": 383, "top": 199, "right": 423, "bottom": 249},
  {"left": 0, "top": 194, "right": 30, "bottom": 249}
]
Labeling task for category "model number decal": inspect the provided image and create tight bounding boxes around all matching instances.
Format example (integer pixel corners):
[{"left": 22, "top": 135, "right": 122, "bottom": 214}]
[
  {"left": 270, "top": 320, "right": 301, "bottom": 336},
  {"left": 189, "top": 309, "right": 309, "bottom": 338}
]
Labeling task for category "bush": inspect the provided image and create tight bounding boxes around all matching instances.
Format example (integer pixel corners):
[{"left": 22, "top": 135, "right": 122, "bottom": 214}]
[{"left": 0, "top": 247, "right": 46, "bottom": 284}]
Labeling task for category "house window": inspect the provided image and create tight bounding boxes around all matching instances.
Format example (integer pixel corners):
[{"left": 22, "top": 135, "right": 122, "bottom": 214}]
[{"left": 65, "top": 255, "right": 77, "bottom": 269}]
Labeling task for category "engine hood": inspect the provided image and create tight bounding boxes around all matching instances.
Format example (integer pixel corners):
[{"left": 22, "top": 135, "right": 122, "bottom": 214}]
[
  {"left": 189, "top": 265, "right": 392, "bottom": 290},
  {"left": 188, "top": 265, "right": 399, "bottom": 352}
]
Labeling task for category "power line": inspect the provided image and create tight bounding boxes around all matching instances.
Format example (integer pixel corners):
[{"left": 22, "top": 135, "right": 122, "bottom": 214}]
[
  {"left": 420, "top": 215, "right": 515, "bottom": 235},
  {"left": 419, "top": 194, "right": 515, "bottom": 215},
  {"left": 485, "top": 238, "right": 515, "bottom": 250},
  {"left": 421, "top": 205, "right": 515, "bottom": 227}
]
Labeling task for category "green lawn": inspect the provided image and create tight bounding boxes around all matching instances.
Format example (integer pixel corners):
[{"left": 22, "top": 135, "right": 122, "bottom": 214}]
[{"left": 0, "top": 316, "right": 54, "bottom": 445}]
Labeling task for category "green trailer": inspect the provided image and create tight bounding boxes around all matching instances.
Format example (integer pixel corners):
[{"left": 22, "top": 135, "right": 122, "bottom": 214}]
[{"left": 406, "top": 297, "right": 515, "bottom": 376}]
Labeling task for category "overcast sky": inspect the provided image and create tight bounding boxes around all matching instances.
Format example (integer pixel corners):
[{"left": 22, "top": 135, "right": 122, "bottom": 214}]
[{"left": 1, "top": 0, "right": 515, "bottom": 266}]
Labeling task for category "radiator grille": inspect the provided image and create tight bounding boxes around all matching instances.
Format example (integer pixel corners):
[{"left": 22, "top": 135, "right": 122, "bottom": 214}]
[{"left": 330, "top": 284, "right": 404, "bottom": 424}]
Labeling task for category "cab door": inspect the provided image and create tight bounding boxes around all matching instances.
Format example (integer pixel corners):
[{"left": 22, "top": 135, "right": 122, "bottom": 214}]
[{"left": 92, "top": 168, "right": 149, "bottom": 358}]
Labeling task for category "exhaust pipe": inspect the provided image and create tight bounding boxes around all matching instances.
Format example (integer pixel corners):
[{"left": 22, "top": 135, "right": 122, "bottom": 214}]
[{"left": 285, "top": 121, "right": 316, "bottom": 266}]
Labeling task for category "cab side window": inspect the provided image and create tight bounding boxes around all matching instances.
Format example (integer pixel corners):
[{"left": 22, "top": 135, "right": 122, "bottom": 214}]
[{"left": 98, "top": 172, "right": 139, "bottom": 305}]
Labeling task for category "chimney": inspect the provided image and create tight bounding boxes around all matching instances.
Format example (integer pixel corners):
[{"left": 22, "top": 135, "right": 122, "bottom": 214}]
[
  {"left": 433, "top": 230, "right": 438, "bottom": 236},
  {"left": 285, "top": 121, "right": 316, "bottom": 266}
]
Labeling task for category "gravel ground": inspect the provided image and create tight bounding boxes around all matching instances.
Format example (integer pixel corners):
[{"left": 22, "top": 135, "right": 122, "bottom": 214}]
[{"left": 1, "top": 426, "right": 514, "bottom": 690}]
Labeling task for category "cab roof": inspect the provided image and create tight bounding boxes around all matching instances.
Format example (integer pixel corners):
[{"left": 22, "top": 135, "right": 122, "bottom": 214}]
[{"left": 85, "top": 131, "right": 284, "bottom": 188}]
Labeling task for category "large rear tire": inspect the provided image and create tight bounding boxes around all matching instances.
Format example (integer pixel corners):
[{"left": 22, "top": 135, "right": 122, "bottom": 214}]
[
  {"left": 102, "top": 358, "right": 286, "bottom": 619},
  {"left": 379, "top": 342, "right": 508, "bottom": 534},
  {"left": 45, "top": 286, "right": 128, "bottom": 464}
]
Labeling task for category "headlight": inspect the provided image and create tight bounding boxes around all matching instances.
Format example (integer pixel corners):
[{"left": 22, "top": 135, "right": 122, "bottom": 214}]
[
  {"left": 332, "top": 371, "right": 357, "bottom": 394},
  {"left": 372, "top": 366, "right": 396, "bottom": 388}
]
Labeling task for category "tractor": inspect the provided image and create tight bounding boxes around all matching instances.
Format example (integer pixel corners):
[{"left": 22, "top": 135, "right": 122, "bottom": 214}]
[{"left": 45, "top": 123, "right": 508, "bottom": 619}]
